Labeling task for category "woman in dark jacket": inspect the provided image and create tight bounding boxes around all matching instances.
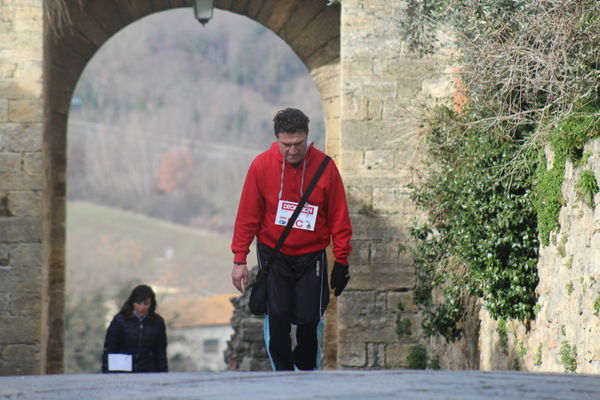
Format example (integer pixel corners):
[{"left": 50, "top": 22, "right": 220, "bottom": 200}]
[{"left": 102, "top": 284, "right": 168, "bottom": 373}]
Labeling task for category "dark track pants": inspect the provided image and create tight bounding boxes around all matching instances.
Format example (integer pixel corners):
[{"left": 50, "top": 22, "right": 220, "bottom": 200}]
[{"left": 257, "top": 243, "right": 329, "bottom": 371}]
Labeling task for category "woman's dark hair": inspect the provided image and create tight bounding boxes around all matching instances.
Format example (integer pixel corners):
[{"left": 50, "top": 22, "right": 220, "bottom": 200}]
[
  {"left": 120, "top": 284, "right": 157, "bottom": 317},
  {"left": 273, "top": 108, "right": 309, "bottom": 136}
]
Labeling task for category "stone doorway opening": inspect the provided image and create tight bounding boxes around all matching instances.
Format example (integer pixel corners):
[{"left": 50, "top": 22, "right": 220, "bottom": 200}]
[{"left": 43, "top": 0, "right": 340, "bottom": 373}]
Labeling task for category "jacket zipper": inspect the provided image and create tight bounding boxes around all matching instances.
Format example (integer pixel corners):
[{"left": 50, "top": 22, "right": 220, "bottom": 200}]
[{"left": 136, "top": 321, "right": 143, "bottom": 370}]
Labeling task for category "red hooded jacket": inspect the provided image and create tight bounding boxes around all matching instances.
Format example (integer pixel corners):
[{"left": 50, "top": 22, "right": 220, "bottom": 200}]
[{"left": 232, "top": 142, "right": 352, "bottom": 265}]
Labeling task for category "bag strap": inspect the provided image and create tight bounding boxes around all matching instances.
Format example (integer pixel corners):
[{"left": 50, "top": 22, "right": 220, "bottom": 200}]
[{"left": 261, "top": 156, "right": 331, "bottom": 275}]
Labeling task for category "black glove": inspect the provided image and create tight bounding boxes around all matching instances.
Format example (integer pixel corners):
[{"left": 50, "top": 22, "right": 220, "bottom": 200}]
[{"left": 330, "top": 262, "right": 350, "bottom": 296}]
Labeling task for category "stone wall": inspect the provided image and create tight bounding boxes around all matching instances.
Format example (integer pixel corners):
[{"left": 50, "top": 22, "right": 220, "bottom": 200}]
[
  {"left": 224, "top": 267, "right": 271, "bottom": 371},
  {"left": 480, "top": 138, "right": 600, "bottom": 374},
  {"left": 337, "top": 0, "right": 456, "bottom": 368},
  {"left": 0, "top": 0, "right": 45, "bottom": 375}
]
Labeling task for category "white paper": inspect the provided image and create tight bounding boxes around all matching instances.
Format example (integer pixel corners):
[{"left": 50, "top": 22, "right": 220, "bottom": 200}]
[
  {"left": 274, "top": 200, "right": 319, "bottom": 231},
  {"left": 108, "top": 353, "right": 132, "bottom": 372}
]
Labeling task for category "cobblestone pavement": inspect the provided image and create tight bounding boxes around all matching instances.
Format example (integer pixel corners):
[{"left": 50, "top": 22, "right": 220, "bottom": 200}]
[{"left": 2, "top": 370, "right": 600, "bottom": 400}]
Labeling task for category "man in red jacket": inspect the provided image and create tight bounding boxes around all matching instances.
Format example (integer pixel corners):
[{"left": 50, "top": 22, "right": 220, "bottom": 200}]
[{"left": 231, "top": 108, "right": 352, "bottom": 371}]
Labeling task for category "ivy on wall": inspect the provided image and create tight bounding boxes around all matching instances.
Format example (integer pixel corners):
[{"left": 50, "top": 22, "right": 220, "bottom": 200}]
[
  {"left": 402, "top": 0, "right": 600, "bottom": 341},
  {"left": 535, "top": 110, "right": 600, "bottom": 245},
  {"left": 410, "top": 107, "right": 540, "bottom": 340}
]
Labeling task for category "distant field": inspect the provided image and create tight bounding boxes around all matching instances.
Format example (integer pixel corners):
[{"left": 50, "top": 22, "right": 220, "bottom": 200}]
[{"left": 66, "top": 201, "right": 248, "bottom": 303}]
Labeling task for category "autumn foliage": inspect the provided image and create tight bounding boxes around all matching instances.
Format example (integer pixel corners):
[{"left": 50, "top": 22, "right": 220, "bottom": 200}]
[{"left": 155, "top": 149, "right": 193, "bottom": 193}]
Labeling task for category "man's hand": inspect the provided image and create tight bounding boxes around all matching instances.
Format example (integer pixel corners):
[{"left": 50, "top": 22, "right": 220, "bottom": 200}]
[
  {"left": 330, "top": 262, "right": 350, "bottom": 296},
  {"left": 232, "top": 263, "right": 249, "bottom": 293}
]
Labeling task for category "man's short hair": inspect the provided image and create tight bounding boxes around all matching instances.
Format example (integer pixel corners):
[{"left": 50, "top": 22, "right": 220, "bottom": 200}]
[{"left": 273, "top": 108, "right": 309, "bottom": 136}]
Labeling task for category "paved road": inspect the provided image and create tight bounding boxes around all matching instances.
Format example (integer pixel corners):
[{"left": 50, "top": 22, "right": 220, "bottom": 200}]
[{"left": 2, "top": 370, "right": 600, "bottom": 400}]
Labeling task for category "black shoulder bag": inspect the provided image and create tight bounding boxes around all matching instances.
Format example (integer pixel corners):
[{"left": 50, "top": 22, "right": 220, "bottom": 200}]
[{"left": 248, "top": 156, "right": 331, "bottom": 316}]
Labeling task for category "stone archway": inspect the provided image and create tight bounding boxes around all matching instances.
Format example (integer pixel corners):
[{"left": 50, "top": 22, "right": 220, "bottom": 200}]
[{"left": 42, "top": 0, "right": 340, "bottom": 374}]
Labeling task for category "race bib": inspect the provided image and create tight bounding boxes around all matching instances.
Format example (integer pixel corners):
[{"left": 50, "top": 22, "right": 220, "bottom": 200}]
[{"left": 275, "top": 200, "right": 319, "bottom": 231}]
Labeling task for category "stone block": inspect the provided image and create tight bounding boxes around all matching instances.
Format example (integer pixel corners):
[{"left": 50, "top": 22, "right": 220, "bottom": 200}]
[
  {"left": 338, "top": 292, "right": 398, "bottom": 342},
  {"left": 0, "top": 216, "right": 41, "bottom": 241},
  {"left": 387, "top": 291, "right": 419, "bottom": 313},
  {"left": 348, "top": 264, "right": 416, "bottom": 291},
  {"left": 345, "top": 58, "right": 374, "bottom": 77},
  {"left": 0, "top": 152, "right": 21, "bottom": 172},
  {"left": 12, "top": 0, "right": 44, "bottom": 8},
  {"left": 0, "top": 123, "right": 43, "bottom": 151},
  {"left": 385, "top": 343, "right": 414, "bottom": 368},
  {"left": 372, "top": 186, "right": 412, "bottom": 215},
  {"left": 0, "top": 244, "right": 8, "bottom": 265},
  {"left": 370, "top": 239, "right": 412, "bottom": 264},
  {"left": 238, "top": 356, "right": 270, "bottom": 371},
  {"left": 373, "top": 58, "right": 387, "bottom": 78},
  {"left": 342, "top": 120, "right": 404, "bottom": 148},
  {"left": 325, "top": 99, "right": 341, "bottom": 122},
  {"left": 366, "top": 342, "right": 386, "bottom": 368},
  {"left": 13, "top": 60, "right": 42, "bottom": 81},
  {"left": 0, "top": 98, "right": 7, "bottom": 121},
  {"left": 307, "top": 43, "right": 340, "bottom": 71},
  {"left": 326, "top": 128, "right": 341, "bottom": 149},
  {"left": 22, "top": 151, "right": 42, "bottom": 173},
  {"left": 0, "top": 316, "right": 39, "bottom": 343},
  {"left": 226, "top": 0, "right": 250, "bottom": 15},
  {"left": 0, "top": 360, "right": 39, "bottom": 376},
  {"left": 422, "top": 74, "right": 453, "bottom": 100},
  {"left": 1, "top": 344, "right": 38, "bottom": 362},
  {"left": 0, "top": 172, "right": 42, "bottom": 190},
  {"left": 338, "top": 291, "right": 377, "bottom": 316},
  {"left": 3, "top": 34, "right": 42, "bottom": 62},
  {"left": 350, "top": 213, "right": 410, "bottom": 240},
  {"left": 250, "top": 342, "right": 267, "bottom": 355},
  {"left": 367, "top": 99, "right": 383, "bottom": 119},
  {"left": 262, "top": 0, "right": 297, "bottom": 34},
  {"left": 348, "top": 239, "right": 370, "bottom": 265},
  {"left": 338, "top": 341, "right": 366, "bottom": 368},
  {"left": 9, "top": 79, "right": 42, "bottom": 100},
  {"left": 341, "top": 150, "right": 365, "bottom": 172},
  {"left": 288, "top": 7, "right": 338, "bottom": 60},
  {"left": 0, "top": 7, "right": 14, "bottom": 32},
  {"left": 0, "top": 293, "right": 9, "bottom": 311},
  {"left": 0, "top": 265, "right": 41, "bottom": 292},
  {"left": 345, "top": 95, "right": 368, "bottom": 120},
  {"left": 398, "top": 77, "right": 425, "bottom": 99},
  {"left": 8, "top": 242, "right": 42, "bottom": 266},
  {"left": 345, "top": 183, "right": 371, "bottom": 208},
  {"left": 343, "top": 76, "right": 369, "bottom": 96},
  {"left": 8, "top": 99, "right": 42, "bottom": 123},
  {"left": 381, "top": 100, "right": 418, "bottom": 122},
  {"left": 8, "top": 190, "right": 41, "bottom": 217},
  {"left": 387, "top": 58, "right": 440, "bottom": 79},
  {"left": 314, "top": 73, "right": 340, "bottom": 102},
  {"left": 13, "top": 7, "right": 42, "bottom": 32},
  {"left": 240, "top": 318, "right": 264, "bottom": 339},
  {"left": 363, "top": 80, "right": 397, "bottom": 99},
  {"left": 0, "top": 63, "right": 17, "bottom": 80},
  {"left": 63, "top": 5, "right": 108, "bottom": 48},
  {"left": 364, "top": 149, "right": 394, "bottom": 170}
]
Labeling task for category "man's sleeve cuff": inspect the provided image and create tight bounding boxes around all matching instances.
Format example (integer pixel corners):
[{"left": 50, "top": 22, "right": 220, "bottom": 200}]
[{"left": 233, "top": 254, "right": 248, "bottom": 264}]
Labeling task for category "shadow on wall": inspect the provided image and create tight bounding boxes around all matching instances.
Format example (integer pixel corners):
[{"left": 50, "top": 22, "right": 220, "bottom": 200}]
[{"left": 341, "top": 189, "right": 481, "bottom": 370}]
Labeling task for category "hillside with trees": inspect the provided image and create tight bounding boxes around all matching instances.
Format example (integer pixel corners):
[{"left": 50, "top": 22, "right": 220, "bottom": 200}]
[{"left": 67, "top": 7, "right": 325, "bottom": 230}]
